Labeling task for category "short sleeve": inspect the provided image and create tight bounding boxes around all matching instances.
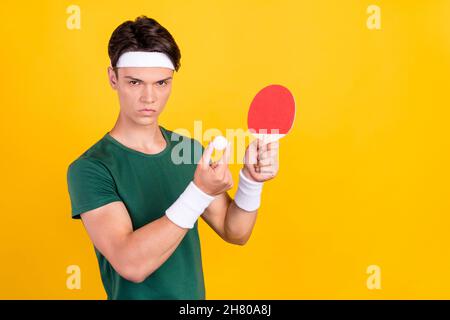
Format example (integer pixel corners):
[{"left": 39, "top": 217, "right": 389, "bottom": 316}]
[{"left": 67, "top": 158, "right": 122, "bottom": 219}]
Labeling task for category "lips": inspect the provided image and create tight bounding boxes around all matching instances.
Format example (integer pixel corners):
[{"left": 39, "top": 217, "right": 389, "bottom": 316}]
[{"left": 138, "top": 108, "right": 156, "bottom": 112}]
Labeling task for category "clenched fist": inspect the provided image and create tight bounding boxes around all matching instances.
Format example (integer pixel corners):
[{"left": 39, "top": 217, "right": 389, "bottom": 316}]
[{"left": 243, "top": 139, "right": 279, "bottom": 183}]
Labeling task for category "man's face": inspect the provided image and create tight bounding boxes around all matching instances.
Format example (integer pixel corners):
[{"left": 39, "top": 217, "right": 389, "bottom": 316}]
[{"left": 107, "top": 66, "right": 174, "bottom": 126}]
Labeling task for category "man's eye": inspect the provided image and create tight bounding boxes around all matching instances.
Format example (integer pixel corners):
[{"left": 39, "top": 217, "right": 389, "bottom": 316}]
[
  {"left": 129, "top": 80, "right": 140, "bottom": 85},
  {"left": 156, "top": 80, "right": 167, "bottom": 86}
]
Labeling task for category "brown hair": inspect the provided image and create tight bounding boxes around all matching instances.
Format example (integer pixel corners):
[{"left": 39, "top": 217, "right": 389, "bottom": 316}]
[{"left": 108, "top": 16, "right": 181, "bottom": 76}]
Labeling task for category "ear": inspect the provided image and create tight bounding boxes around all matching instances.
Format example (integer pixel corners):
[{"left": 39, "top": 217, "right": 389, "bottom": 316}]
[{"left": 107, "top": 66, "right": 118, "bottom": 90}]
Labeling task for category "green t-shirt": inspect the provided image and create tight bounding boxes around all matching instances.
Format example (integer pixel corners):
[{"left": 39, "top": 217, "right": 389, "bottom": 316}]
[{"left": 67, "top": 125, "right": 206, "bottom": 300}]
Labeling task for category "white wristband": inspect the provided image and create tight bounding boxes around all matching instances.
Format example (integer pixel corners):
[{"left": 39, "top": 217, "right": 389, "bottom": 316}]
[
  {"left": 165, "top": 181, "right": 215, "bottom": 229},
  {"left": 234, "top": 169, "right": 264, "bottom": 212}
]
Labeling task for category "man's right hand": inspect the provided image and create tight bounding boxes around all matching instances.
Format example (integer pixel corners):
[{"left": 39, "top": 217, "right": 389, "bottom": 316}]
[{"left": 193, "top": 141, "right": 233, "bottom": 196}]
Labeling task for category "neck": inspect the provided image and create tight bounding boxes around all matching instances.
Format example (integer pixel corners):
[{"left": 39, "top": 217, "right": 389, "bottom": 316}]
[{"left": 109, "top": 113, "right": 166, "bottom": 154}]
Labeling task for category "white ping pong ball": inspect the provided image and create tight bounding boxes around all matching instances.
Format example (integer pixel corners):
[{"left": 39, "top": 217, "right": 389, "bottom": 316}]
[{"left": 212, "top": 136, "right": 228, "bottom": 151}]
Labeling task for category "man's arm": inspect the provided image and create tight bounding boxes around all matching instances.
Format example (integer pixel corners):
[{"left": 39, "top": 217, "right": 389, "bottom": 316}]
[
  {"left": 201, "top": 139, "right": 280, "bottom": 245},
  {"left": 78, "top": 141, "right": 234, "bottom": 284},
  {"left": 80, "top": 201, "right": 189, "bottom": 284},
  {"left": 201, "top": 193, "right": 258, "bottom": 245}
]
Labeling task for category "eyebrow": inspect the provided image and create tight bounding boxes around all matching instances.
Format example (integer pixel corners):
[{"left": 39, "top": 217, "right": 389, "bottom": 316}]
[{"left": 124, "top": 76, "right": 173, "bottom": 84}]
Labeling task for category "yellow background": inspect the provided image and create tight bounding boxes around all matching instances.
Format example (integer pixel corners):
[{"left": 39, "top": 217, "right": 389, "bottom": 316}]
[{"left": 0, "top": 0, "right": 449, "bottom": 299}]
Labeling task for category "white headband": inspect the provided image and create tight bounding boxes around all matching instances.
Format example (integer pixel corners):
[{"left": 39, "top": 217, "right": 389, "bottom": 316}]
[{"left": 115, "top": 51, "right": 175, "bottom": 70}]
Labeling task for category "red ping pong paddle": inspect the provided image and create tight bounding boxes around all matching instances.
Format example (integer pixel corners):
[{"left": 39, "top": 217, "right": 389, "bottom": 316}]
[{"left": 248, "top": 84, "right": 296, "bottom": 143}]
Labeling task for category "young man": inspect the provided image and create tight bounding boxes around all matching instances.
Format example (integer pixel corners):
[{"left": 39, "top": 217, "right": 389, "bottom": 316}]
[{"left": 67, "top": 16, "right": 279, "bottom": 300}]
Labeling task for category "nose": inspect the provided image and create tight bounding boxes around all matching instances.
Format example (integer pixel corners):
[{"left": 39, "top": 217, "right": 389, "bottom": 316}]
[{"left": 140, "top": 84, "right": 157, "bottom": 104}]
